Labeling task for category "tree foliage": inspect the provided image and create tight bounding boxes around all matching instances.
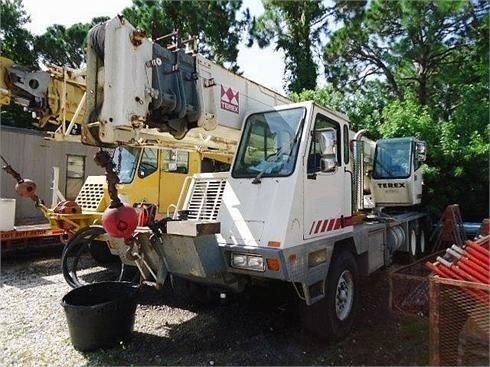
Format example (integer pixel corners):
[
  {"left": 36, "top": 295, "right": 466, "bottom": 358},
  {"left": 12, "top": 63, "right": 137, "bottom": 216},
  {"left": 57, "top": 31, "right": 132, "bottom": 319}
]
[
  {"left": 297, "top": 0, "right": 489, "bottom": 220},
  {"left": 34, "top": 17, "right": 109, "bottom": 68},
  {"left": 0, "top": 0, "right": 36, "bottom": 65},
  {"left": 0, "top": 0, "right": 36, "bottom": 128},
  {"left": 248, "top": 0, "right": 328, "bottom": 93},
  {"left": 122, "top": 0, "right": 247, "bottom": 70}
]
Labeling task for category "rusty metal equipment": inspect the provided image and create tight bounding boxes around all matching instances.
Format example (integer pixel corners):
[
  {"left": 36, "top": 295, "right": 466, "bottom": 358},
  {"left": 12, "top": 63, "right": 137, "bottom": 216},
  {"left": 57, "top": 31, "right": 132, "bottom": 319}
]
[
  {"left": 431, "top": 204, "right": 467, "bottom": 251},
  {"left": 389, "top": 251, "right": 444, "bottom": 317},
  {"left": 1, "top": 155, "right": 104, "bottom": 244},
  {"left": 1, "top": 155, "right": 41, "bottom": 205},
  {"left": 426, "top": 236, "right": 489, "bottom": 366},
  {"left": 53, "top": 201, "right": 82, "bottom": 214}
]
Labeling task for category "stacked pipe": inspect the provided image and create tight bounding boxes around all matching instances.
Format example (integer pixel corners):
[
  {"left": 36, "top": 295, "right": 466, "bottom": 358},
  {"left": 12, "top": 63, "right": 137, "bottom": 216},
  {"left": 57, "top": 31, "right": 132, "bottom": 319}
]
[{"left": 425, "top": 235, "right": 490, "bottom": 305}]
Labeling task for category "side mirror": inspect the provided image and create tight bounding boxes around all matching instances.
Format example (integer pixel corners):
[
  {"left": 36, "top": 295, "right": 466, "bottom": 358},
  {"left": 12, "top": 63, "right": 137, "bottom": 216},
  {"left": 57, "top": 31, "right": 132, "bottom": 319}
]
[
  {"left": 321, "top": 157, "right": 337, "bottom": 172},
  {"left": 315, "top": 128, "right": 337, "bottom": 172},
  {"left": 416, "top": 141, "right": 427, "bottom": 162}
]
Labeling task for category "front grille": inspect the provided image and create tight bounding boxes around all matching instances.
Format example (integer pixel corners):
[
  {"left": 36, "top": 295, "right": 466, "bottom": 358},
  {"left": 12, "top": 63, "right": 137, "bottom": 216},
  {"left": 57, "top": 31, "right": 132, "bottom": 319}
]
[{"left": 186, "top": 174, "right": 227, "bottom": 221}]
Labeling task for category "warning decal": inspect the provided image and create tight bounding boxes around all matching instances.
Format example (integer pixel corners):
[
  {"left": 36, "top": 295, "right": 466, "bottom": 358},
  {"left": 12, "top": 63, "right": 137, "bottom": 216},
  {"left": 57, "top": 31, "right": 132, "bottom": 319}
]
[{"left": 220, "top": 85, "right": 239, "bottom": 114}]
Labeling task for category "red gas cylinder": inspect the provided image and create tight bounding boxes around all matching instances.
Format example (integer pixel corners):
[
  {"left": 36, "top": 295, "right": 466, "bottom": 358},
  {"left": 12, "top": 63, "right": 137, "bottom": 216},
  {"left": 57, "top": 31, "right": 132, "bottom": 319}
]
[{"left": 102, "top": 203, "right": 138, "bottom": 238}]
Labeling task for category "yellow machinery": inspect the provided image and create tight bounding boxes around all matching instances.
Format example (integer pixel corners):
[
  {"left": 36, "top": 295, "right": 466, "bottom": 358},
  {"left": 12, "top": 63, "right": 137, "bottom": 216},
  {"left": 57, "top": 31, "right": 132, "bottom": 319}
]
[{"left": 1, "top": 57, "right": 232, "bottom": 244}]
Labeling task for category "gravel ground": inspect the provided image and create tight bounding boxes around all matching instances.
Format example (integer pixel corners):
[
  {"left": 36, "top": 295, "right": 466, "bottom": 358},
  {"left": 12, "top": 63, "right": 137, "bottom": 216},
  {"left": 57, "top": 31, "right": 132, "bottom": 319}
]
[{"left": 0, "top": 244, "right": 429, "bottom": 366}]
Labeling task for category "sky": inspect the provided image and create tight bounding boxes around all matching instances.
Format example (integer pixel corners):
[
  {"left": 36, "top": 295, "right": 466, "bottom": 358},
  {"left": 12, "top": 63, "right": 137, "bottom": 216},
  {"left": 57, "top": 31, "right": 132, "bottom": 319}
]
[{"left": 22, "top": 0, "right": 286, "bottom": 93}]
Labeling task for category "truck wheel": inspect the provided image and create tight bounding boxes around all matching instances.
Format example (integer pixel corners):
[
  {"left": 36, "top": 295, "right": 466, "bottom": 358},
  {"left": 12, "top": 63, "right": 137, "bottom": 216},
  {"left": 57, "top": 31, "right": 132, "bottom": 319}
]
[
  {"left": 300, "top": 250, "right": 359, "bottom": 340},
  {"left": 417, "top": 227, "right": 427, "bottom": 257},
  {"left": 408, "top": 224, "right": 418, "bottom": 260}
]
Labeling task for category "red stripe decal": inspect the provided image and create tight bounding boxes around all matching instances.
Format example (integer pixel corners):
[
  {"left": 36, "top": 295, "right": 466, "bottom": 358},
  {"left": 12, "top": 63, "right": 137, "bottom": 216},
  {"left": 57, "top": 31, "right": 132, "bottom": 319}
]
[
  {"left": 314, "top": 220, "right": 323, "bottom": 234},
  {"left": 344, "top": 216, "right": 355, "bottom": 227},
  {"left": 321, "top": 219, "right": 329, "bottom": 233},
  {"left": 309, "top": 221, "right": 316, "bottom": 235},
  {"left": 310, "top": 216, "right": 354, "bottom": 235}
]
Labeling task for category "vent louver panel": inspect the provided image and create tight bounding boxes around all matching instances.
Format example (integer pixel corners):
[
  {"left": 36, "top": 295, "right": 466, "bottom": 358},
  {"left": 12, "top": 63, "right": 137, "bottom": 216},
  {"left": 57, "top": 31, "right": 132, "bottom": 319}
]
[
  {"left": 75, "top": 176, "right": 106, "bottom": 212},
  {"left": 186, "top": 176, "right": 227, "bottom": 221}
]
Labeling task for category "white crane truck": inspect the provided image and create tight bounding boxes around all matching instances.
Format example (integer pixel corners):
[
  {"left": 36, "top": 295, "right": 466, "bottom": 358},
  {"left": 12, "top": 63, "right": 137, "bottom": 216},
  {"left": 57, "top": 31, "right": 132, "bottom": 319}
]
[{"left": 14, "top": 16, "right": 431, "bottom": 338}]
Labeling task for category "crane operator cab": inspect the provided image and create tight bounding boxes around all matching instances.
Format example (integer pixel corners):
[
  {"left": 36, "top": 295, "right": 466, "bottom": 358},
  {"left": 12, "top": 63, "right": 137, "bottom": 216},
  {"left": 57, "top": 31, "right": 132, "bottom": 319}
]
[
  {"left": 111, "top": 146, "right": 231, "bottom": 217},
  {"left": 371, "top": 137, "right": 427, "bottom": 207}
]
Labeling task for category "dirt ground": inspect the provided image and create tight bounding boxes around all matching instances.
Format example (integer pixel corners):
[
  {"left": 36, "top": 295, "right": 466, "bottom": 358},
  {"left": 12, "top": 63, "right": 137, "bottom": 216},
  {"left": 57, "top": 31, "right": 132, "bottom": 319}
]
[
  {"left": 1, "top": 244, "right": 429, "bottom": 366},
  {"left": 131, "top": 271, "right": 429, "bottom": 366}
]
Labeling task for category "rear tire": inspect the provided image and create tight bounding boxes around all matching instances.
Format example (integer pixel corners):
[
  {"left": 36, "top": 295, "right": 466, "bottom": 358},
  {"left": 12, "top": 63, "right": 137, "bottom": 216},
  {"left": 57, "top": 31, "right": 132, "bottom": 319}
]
[
  {"left": 300, "top": 251, "right": 359, "bottom": 340},
  {"left": 408, "top": 223, "right": 418, "bottom": 262},
  {"left": 417, "top": 227, "right": 427, "bottom": 257}
]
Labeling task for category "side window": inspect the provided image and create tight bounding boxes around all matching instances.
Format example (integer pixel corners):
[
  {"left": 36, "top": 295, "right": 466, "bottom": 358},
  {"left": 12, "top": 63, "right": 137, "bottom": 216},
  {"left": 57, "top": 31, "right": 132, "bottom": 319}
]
[
  {"left": 307, "top": 114, "right": 341, "bottom": 173},
  {"left": 162, "top": 149, "right": 189, "bottom": 174},
  {"left": 66, "top": 155, "right": 85, "bottom": 200},
  {"left": 138, "top": 148, "right": 158, "bottom": 178},
  {"left": 201, "top": 158, "right": 231, "bottom": 173}
]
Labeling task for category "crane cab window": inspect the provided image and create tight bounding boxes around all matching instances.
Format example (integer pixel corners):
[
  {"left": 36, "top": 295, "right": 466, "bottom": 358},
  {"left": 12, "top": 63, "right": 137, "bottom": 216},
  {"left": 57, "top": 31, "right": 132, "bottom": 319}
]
[
  {"left": 138, "top": 148, "right": 158, "bottom": 178},
  {"left": 162, "top": 149, "right": 189, "bottom": 174},
  {"left": 114, "top": 147, "right": 140, "bottom": 184},
  {"left": 373, "top": 138, "right": 412, "bottom": 179}
]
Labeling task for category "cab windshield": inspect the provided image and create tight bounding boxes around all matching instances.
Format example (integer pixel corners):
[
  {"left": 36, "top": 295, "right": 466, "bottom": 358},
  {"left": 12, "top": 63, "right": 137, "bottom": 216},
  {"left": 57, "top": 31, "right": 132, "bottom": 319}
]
[
  {"left": 232, "top": 107, "right": 305, "bottom": 178},
  {"left": 112, "top": 146, "right": 140, "bottom": 184},
  {"left": 373, "top": 138, "right": 412, "bottom": 179}
]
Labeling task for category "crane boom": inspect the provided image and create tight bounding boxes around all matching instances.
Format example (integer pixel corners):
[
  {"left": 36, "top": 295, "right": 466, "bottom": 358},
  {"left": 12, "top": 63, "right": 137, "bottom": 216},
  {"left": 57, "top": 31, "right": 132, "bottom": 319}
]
[
  {"left": 0, "top": 56, "right": 86, "bottom": 138},
  {"left": 83, "top": 16, "right": 290, "bottom": 154},
  {"left": 1, "top": 16, "right": 290, "bottom": 155}
]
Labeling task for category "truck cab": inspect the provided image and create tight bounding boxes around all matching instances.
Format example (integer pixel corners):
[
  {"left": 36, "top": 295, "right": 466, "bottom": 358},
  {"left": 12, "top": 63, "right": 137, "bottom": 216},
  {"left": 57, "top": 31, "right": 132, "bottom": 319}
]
[
  {"left": 219, "top": 101, "right": 353, "bottom": 250},
  {"left": 112, "top": 146, "right": 231, "bottom": 218},
  {"left": 371, "top": 137, "right": 426, "bottom": 207}
]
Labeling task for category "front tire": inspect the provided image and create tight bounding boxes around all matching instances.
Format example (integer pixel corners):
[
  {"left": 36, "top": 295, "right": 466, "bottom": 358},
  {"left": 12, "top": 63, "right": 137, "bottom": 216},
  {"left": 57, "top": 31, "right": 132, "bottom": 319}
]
[{"left": 300, "top": 250, "right": 359, "bottom": 340}]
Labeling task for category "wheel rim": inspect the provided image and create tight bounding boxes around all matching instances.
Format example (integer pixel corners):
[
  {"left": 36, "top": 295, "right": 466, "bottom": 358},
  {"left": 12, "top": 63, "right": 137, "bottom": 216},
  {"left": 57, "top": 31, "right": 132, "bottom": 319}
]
[
  {"left": 335, "top": 269, "right": 354, "bottom": 321},
  {"left": 410, "top": 229, "right": 417, "bottom": 257},
  {"left": 419, "top": 230, "right": 426, "bottom": 254}
]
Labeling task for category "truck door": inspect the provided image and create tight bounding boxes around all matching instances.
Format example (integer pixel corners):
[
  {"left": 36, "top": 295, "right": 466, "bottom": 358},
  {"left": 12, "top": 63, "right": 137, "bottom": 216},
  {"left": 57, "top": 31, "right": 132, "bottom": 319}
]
[{"left": 303, "top": 108, "right": 352, "bottom": 240}]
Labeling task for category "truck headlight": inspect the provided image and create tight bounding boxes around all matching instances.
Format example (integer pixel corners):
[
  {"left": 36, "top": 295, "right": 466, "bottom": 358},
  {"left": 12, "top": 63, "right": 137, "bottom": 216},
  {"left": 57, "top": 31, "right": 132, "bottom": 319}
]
[{"left": 231, "top": 253, "right": 265, "bottom": 271}]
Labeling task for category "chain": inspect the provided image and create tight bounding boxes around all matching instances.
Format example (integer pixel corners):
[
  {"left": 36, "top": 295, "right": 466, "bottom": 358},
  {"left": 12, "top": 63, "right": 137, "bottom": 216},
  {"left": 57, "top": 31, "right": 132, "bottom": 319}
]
[
  {"left": 117, "top": 147, "right": 122, "bottom": 175},
  {"left": 1, "top": 155, "right": 23, "bottom": 183},
  {"left": 93, "top": 149, "right": 122, "bottom": 208}
]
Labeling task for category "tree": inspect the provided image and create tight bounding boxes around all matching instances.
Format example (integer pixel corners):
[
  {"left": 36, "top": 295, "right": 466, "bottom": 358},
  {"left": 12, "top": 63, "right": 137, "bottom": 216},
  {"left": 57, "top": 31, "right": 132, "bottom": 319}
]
[
  {"left": 324, "top": 0, "right": 489, "bottom": 107},
  {"left": 0, "top": 0, "right": 37, "bottom": 128},
  {"left": 248, "top": 0, "right": 328, "bottom": 93},
  {"left": 122, "top": 0, "right": 247, "bottom": 70},
  {"left": 0, "top": 0, "right": 36, "bottom": 65},
  {"left": 299, "top": 0, "right": 489, "bottom": 220},
  {"left": 34, "top": 17, "right": 109, "bottom": 68}
]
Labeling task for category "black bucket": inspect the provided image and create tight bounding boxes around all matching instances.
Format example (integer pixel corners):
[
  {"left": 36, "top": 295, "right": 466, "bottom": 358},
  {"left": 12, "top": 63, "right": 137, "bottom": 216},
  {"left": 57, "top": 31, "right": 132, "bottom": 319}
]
[{"left": 61, "top": 281, "right": 140, "bottom": 352}]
